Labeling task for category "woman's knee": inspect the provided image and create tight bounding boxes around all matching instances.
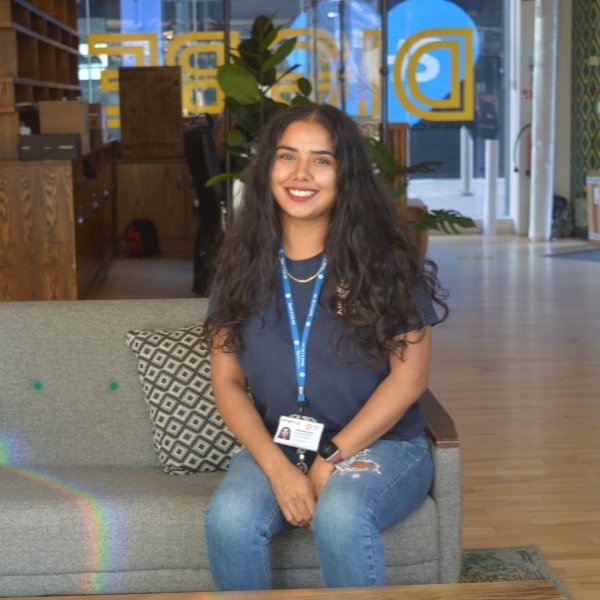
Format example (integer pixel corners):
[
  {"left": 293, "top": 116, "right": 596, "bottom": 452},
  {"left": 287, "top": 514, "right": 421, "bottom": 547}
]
[{"left": 313, "top": 481, "right": 372, "bottom": 541}]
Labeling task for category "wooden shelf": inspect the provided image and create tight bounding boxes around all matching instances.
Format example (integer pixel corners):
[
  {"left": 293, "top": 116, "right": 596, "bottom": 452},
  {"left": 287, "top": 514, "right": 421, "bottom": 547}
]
[
  {"left": 11, "top": 0, "right": 78, "bottom": 34},
  {"left": 10, "top": 21, "right": 78, "bottom": 54},
  {"left": 0, "top": 0, "right": 80, "bottom": 159}
]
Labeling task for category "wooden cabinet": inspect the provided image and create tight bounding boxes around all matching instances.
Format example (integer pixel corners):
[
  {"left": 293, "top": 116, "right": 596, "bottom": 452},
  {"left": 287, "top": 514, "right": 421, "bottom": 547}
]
[
  {"left": 0, "top": 144, "right": 115, "bottom": 301},
  {"left": 115, "top": 159, "right": 197, "bottom": 242},
  {"left": 73, "top": 145, "right": 115, "bottom": 294},
  {"left": 119, "top": 67, "right": 184, "bottom": 159},
  {"left": 0, "top": 0, "right": 80, "bottom": 159}
]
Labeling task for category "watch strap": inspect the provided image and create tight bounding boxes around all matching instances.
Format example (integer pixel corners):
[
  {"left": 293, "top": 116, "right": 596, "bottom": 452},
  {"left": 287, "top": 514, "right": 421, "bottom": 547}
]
[{"left": 325, "top": 449, "right": 344, "bottom": 465}]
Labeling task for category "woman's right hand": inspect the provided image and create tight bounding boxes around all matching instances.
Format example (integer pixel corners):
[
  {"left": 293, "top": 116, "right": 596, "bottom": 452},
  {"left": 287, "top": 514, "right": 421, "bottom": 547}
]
[{"left": 267, "top": 460, "right": 317, "bottom": 527}]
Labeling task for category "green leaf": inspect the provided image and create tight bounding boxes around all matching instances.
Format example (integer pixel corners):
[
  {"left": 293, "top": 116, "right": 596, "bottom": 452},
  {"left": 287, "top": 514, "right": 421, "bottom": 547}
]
[
  {"left": 291, "top": 95, "right": 311, "bottom": 106},
  {"left": 227, "top": 130, "right": 245, "bottom": 147},
  {"left": 206, "top": 172, "right": 239, "bottom": 187},
  {"left": 252, "top": 15, "right": 274, "bottom": 41},
  {"left": 409, "top": 209, "right": 476, "bottom": 233},
  {"left": 275, "top": 64, "right": 301, "bottom": 83},
  {"left": 263, "top": 37, "right": 297, "bottom": 72},
  {"left": 403, "top": 160, "right": 443, "bottom": 176},
  {"left": 262, "top": 27, "right": 279, "bottom": 51},
  {"left": 261, "top": 67, "right": 277, "bottom": 87},
  {"left": 217, "top": 64, "right": 261, "bottom": 105},
  {"left": 393, "top": 180, "right": 408, "bottom": 198},
  {"left": 365, "top": 137, "right": 398, "bottom": 182},
  {"left": 297, "top": 77, "right": 312, "bottom": 96},
  {"left": 238, "top": 164, "right": 251, "bottom": 181}
]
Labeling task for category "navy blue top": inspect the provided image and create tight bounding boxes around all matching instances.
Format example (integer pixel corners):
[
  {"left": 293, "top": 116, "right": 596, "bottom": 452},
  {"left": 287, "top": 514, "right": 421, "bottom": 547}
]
[{"left": 212, "top": 253, "right": 440, "bottom": 441}]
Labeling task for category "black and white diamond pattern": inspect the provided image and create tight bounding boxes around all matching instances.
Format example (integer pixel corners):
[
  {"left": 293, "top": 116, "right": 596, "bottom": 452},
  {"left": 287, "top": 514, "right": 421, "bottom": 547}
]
[{"left": 127, "top": 324, "right": 240, "bottom": 474}]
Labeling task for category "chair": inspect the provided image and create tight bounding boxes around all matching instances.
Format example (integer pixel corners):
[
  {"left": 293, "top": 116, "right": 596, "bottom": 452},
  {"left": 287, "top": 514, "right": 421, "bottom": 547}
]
[{"left": 184, "top": 118, "right": 226, "bottom": 295}]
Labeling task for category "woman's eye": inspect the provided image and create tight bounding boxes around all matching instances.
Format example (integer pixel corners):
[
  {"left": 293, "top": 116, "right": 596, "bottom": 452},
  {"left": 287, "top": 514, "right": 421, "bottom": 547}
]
[
  {"left": 278, "top": 152, "right": 295, "bottom": 161},
  {"left": 314, "top": 156, "right": 334, "bottom": 166}
]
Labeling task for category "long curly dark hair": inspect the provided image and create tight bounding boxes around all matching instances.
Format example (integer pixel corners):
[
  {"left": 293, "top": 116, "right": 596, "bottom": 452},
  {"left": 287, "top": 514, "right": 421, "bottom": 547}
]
[{"left": 203, "top": 103, "right": 448, "bottom": 364}]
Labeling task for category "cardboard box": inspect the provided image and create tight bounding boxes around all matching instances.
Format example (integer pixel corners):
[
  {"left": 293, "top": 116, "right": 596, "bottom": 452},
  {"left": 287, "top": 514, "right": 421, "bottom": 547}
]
[
  {"left": 39, "top": 100, "right": 90, "bottom": 155},
  {"left": 586, "top": 173, "right": 600, "bottom": 244}
]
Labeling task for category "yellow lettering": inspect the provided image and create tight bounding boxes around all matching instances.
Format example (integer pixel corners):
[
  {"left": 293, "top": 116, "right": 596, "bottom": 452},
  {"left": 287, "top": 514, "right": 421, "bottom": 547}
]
[{"left": 394, "top": 28, "right": 474, "bottom": 121}]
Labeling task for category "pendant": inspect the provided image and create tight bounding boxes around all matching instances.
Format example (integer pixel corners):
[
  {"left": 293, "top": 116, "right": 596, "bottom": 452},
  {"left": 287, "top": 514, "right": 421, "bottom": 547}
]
[{"left": 296, "top": 449, "right": 308, "bottom": 473}]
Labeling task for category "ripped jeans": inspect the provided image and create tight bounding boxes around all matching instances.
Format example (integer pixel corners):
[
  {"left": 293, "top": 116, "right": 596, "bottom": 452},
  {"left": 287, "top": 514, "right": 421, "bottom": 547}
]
[{"left": 204, "top": 434, "right": 433, "bottom": 590}]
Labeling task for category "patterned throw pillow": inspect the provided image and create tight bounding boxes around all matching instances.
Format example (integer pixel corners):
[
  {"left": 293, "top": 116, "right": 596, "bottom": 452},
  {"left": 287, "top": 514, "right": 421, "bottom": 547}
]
[{"left": 126, "top": 324, "right": 240, "bottom": 474}]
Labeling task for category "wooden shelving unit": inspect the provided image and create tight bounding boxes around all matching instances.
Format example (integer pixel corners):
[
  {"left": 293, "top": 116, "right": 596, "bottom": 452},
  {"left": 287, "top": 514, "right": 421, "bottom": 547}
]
[
  {"left": 0, "top": 0, "right": 80, "bottom": 159},
  {"left": 0, "top": 143, "right": 116, "bottom": 301}
]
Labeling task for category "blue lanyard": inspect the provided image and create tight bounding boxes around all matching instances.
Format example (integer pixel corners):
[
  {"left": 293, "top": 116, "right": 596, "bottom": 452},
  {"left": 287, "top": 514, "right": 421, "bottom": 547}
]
[{"left": 279, "top": 248, "right": 327, "bottom": 413}]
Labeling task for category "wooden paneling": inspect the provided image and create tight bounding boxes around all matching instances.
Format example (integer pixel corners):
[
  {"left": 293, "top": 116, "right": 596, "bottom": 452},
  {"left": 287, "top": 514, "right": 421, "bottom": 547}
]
[
  {"left": 0, "top": 160, "right": 77, "bottom": 300},
  {"left": 388, "top": 122, "right": 409, "bottom": 221},
  {"left": 119, "top": 66, "right": 184, "bottom": 159},
  {"left": 116, "top": 160, "right": 190, "bottom": 240},
  {"left": 0, "top": 144, "right": 115, "bottom": 301}
]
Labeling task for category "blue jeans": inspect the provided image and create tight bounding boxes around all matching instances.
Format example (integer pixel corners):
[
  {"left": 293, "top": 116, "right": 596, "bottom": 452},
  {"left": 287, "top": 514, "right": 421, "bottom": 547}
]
[{"left": 204, "top": 434, "right": 433, "bottom": 590}]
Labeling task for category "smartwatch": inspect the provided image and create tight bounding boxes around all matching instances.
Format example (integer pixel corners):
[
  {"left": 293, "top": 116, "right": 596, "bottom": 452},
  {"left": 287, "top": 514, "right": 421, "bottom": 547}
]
[{"left": 319, "top": 440, "right": 344, "bottom": 465}]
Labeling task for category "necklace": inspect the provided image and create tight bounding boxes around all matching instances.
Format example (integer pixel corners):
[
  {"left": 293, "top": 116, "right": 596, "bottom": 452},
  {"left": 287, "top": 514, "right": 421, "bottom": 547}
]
[{"left": 283, "top": 263, "right": 325, "bottom": 284}]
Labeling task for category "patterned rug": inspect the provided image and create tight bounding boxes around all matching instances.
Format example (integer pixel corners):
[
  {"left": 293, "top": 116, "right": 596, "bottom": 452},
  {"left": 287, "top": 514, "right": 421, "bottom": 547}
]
[
  {"left": 545, "top": 247, "right": 600, "bottom": 261},
  {"left": 460, "top": 545, "right": 572, "bottom": 599}
]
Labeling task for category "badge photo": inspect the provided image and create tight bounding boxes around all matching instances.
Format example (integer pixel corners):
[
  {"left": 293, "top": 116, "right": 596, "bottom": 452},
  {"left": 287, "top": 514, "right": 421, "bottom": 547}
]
[{"left": 273, "top": 415, "right": 324, "bottom": 452}]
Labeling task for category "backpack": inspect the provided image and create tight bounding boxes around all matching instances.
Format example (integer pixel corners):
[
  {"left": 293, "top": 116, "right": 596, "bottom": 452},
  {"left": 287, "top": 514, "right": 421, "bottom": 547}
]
[
  {"left": 551, "top": 196, "right": 573, "bottom": 239},
  {"left": 125, "top": 219, "right": 160, "bottom": 257}
]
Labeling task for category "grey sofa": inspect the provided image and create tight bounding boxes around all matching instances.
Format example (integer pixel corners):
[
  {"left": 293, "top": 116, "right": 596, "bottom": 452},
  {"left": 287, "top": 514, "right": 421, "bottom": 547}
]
[{"left": 0, "top": 298, "right": 462, "bottom": 596}]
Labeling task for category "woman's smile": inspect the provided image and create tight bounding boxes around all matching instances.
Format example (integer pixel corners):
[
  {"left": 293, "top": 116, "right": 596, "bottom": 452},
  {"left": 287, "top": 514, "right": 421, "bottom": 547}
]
[{"left": 285, "top": 186, "right": 319, "bottom": 201}]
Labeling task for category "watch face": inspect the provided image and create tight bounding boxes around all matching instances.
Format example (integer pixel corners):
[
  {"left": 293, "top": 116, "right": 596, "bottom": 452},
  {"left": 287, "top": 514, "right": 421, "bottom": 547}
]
[{"left": 320, "top": 440, "right": 337, "bottom": 459}]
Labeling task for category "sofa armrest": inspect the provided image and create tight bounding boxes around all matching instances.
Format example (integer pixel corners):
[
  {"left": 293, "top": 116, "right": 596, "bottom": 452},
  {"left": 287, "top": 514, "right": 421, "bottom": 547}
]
[
  {"left": 419, "top": 388, "right": 460, "bottom": 448},
  {"left": 419, "top": 389, "right": 462, "bottom": 583}
]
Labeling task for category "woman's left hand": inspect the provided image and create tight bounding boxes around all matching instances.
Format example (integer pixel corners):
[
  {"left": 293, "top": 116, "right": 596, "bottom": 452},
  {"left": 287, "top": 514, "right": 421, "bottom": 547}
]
[{"left": 308, "top": 457, "right": 336, "bottom": 498}]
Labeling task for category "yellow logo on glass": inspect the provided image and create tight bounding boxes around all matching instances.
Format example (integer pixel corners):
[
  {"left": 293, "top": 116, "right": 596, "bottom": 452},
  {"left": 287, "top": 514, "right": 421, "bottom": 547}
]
[{"left": 393, "top": 28, "right": 474, "bottom": 121}]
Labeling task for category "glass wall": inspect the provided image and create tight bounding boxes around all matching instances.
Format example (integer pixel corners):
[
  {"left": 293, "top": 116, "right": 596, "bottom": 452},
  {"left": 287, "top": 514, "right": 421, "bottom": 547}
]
[{"left": 78, "top": 0, "right": 508, "bottom": 218}]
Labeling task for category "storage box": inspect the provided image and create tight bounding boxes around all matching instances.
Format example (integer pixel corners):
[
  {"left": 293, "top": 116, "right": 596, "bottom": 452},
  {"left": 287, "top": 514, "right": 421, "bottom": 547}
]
[
  {"left": 39, "top": 100, "right": 90, "bottom": 155},
  {"left": 18, "top": 135, "right": 44, "bottom": 160},
  {"left": 586, "top": 173, "right": 600, "bottom": 244},
  {"left": 18, "top": 134, "right": 82, "bottom": 160},
  {"left": 41, "top": 134, "right": 81, "bottom": 159}
]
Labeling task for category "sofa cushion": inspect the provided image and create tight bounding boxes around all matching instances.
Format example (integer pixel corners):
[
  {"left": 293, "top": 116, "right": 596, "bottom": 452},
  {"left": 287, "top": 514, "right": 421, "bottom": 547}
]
[
  {"left": 126, "top": 325, "right": 239, "bottom": 474},
  {"left": 0, "top": 465, "right": 439, "bottom": 593},
  {"left": 0, "top": 465, "right": 222, "bottom": 583}
]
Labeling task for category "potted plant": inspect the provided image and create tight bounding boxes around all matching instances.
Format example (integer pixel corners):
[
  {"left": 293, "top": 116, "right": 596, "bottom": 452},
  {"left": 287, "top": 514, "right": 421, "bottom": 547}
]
[
  {"left": 207, "top": 14, "right": 312, "bottom": 187},
  {"left": 208, "top": 14, "right": 476, "bottom": 254},
  {"left": 364, "top": 136, "right": 476, "bottom": 253}
]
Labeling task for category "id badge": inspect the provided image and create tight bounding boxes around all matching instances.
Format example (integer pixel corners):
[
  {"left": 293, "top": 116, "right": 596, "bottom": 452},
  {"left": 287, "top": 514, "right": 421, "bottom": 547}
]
[{"left": 274, "top": 415, "right": 324, "bottom": 452}]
